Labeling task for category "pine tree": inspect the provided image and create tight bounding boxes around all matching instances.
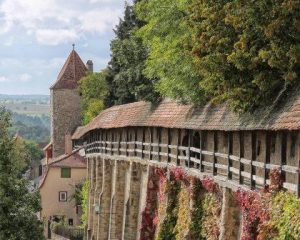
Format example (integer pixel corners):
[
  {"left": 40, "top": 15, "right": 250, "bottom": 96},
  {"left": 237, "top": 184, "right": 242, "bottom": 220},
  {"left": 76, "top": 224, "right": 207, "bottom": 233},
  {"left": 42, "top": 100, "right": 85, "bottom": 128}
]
[
  {"left": 105, "top": 1, "right": 160, "bottom": 106},
  {"left": 0, "top": 108, "right": 44, "bottom": 240}
]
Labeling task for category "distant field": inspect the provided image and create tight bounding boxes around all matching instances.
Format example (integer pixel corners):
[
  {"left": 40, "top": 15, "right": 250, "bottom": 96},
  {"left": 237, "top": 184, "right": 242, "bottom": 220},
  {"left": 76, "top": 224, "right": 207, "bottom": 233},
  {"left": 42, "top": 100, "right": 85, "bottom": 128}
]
[
  {"left": 0, "top": 103, "right": 50, "bottom": 115},
  {"left": 0, "top": 94, "right": 50, "bottom": 116}
]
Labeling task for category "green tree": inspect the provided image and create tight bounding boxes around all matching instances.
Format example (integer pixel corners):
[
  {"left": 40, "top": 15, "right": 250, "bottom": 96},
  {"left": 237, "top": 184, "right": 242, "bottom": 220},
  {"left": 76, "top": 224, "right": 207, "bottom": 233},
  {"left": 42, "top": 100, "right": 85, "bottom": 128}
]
[
  {"left": 135, "top": 0, "right": 203, "bottom": 104},
  {"left": 106, "top": 1, "right": 160, "bottom": 106},
  {"left": 0, "top": 107, "right": 44, "bottom": 240},
  {"left": 190, "top": 0, "right": 300, "bottom": 111},
  {"left": 78, "top": 72, "right": 108, "bottom": 124},
  {"left": 136, "top": 0, "right": 300, "bottom": 111}
]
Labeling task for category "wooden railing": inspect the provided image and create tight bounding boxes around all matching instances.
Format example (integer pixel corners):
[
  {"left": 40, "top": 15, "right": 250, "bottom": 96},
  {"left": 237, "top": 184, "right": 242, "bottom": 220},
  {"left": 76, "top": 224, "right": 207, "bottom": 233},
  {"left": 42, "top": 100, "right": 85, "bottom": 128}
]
[{"left": 84, "top": 138, "right": 300, "bottom": 196}]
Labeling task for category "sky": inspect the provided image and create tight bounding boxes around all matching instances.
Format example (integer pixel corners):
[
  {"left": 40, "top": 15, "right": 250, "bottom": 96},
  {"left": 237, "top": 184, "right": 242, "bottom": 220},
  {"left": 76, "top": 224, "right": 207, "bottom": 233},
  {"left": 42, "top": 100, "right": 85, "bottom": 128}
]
[{"left": 0, "top": 0, "right": 126, "bottom": 95}]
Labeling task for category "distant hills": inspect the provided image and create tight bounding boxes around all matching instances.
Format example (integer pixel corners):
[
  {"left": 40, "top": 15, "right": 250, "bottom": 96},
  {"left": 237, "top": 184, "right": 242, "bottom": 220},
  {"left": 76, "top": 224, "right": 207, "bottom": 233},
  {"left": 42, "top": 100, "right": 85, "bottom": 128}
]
[{"left": 0, "top": 94, "right": 51, "bottom": 143}]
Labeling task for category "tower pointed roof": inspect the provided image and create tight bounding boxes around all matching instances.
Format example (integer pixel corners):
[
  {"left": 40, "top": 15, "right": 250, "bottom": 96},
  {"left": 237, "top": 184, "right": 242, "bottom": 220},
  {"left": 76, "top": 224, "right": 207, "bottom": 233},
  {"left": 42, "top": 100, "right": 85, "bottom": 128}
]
[{"left": 50, "top": 50, "right": 87, "bottom": 90}]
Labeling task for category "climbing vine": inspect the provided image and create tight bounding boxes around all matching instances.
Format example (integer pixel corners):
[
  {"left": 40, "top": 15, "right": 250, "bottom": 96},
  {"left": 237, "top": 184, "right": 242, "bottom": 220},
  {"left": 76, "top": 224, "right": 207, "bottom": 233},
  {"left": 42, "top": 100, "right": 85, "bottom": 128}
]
[
  {"left": 156, "top": 170, "right": 181, "bottom": 240},
  {"left": 140, "top": 168, "right": 160, "bottom": 240},
  {"left": 140, "top": 167, "right": 300, "bottom": 240}
]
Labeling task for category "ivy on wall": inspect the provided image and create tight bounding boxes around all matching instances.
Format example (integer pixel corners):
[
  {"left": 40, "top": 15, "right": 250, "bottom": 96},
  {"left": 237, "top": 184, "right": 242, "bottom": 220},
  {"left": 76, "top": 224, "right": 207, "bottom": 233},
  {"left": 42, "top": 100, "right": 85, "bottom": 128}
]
[{"left": 140, "top": 167, "right": 300, "bottom": 240}]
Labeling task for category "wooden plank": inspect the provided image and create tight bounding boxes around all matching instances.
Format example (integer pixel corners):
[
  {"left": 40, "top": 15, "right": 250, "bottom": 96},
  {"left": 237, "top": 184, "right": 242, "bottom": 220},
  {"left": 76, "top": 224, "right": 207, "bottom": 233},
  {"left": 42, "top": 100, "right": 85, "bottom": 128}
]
[
  {"left": 158, "top": 127, "right": 161, "bottom": 162},
  {"left": 297, "top": 134, "right": 300, "bottom": 197},
  {"left": 199, "top": 131, "right": 203, "bottom": 172},
  {"left": 213, "top": 131, "right": 217, "bottom": 176},
  {"left": 167, "top": 128, "right": 171, "bottom": 163},
  {"left": 188, "top": 129, "right": 191, "bottom": 168},
  {"left": 125, "top": 129, "right": 128, "bottom": 157},
  {"left": 134, "top": 128, "right": 138, "bottom": 157},
  {"left": 176, "top": 129, "right": 180, "bottom": 166},
  {"left": 227, "top": 132, "right": 233, "bottom": 180},
  {"left": 280, "top": 131, "right": 287, "bottom": 184},
  {"left": 149, "top": 127, "right": 153, "bottom": 160},
  {"left": 239, "top": 132, "right": 244, "bottom": 185},
  {"left": 141, "top": 128, "right": 145, "bottom": 159},
  {"left": 264, "top": 132, "right": 271, "bottom": 186},
  {"left": 250, "top": 132, "right": 256, "bottom": 189}
]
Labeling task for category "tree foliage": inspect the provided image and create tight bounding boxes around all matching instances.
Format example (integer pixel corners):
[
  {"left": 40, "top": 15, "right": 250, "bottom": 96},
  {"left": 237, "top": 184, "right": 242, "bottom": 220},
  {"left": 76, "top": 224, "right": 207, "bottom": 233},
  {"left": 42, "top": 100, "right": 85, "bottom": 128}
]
[
  {"left": 78, "top": 72, "right": 108, "bottom": 124},
  {"left": 0, "top": 107, "right": 44, "bottom": 240},
  {"left": 135, "top": 0, "right": 203, "bottom": 104},
  {"left": 106, "top": 2, "right": 160, "bottom": 106},
  {"left": 136, "top": 0, "right": 300, "bottom": 111}
]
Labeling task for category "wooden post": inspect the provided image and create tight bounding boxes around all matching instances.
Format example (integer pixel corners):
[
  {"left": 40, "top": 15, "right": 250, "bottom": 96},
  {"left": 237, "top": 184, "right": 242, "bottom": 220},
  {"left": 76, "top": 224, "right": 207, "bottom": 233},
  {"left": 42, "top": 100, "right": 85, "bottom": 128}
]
[
  {"left": 125, "top": 129, "right": 128, "bottom": 157},
  {"left": 104, "top": 130, "right": 107, "bottom": 154},
  {"left": 280, "top": 131, "right": 287, "bottom": 184},
  {"left": 297, "top": 133, "right": 300, "bottom": 197},
  {"left": 250, "top": 132, "right": 257, "bottom": 189},
  {"left": 141, "top": 128, "right": 145, "bottom": 159},
  {"left": 227, "top": 132, "right": 232, "bottom": 180},
  {"left": 199, "top": 131, "right": 203, "bottom": 172},
  {"left": 167, "top": 128, "right": 171, "bottom": 163},
  {"left": 134, "top": 128, "right": 138, "bottom": 157},
  {"left": 239, "top": 132, "right": 244, "bottom": 185},
  {"left": 176, "top": 129, "right": 180, "bottom": 166},
  {"left": 264, "top": 132, "right": 271, "bottom": 186},
  {"left": 118, "top": 130, "right": 121, "bottom": 156},
  {"left": 188, "top": 130, "right": 191, "bottom": 168},
  {"left": 213, "top": 131, "right": 217, "bottom": 176},
  {"left": 149, "top": 127, "right": 152, "bottom": 160},
  {"left": 158, "top": 127, "right": 161, "bottom": 162}
]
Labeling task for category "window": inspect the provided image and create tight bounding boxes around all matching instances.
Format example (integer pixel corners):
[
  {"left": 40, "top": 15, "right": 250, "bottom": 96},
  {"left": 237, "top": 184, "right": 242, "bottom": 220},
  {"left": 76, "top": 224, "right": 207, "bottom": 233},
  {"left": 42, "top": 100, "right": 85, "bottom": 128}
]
[
  {"left": 59, "top": 191, "right": 67, "bottom": 202},
  {"left": 61, "top": 168, "right": 71, "bottom": 178},
  {"left": 68, "top": 219, "right": 73, "bottom": 226}
]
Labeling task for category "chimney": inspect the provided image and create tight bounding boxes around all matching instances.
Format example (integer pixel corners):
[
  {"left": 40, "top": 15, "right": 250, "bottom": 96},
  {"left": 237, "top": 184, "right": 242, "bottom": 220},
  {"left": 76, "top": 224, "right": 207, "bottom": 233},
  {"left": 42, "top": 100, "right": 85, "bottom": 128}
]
[
  {"left": 65, "top": 133, "right": 73, "bottom": 155},
  {"left": 86, "top": 60, "right": 93, "bottom": 73}
]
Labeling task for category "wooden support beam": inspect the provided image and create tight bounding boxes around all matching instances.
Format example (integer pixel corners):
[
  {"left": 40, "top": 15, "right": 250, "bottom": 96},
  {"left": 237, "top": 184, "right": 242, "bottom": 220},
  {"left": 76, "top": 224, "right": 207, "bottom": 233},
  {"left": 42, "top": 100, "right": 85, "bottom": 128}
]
[
  {"left": 188, "top": 129, "right": 191, "bottom": 168},
  {"left": 149, "top": 128, "right": 152, "bottom": 160},
  {"left": 239, "top": 132, "right": 244, "bottom": 185},
  {"left": 250, "top": 132, "right": 256, "bottom": 189},
  {"left": 227, "top": 132, "right": 232, "bottom": 180},
  {"left": 167, "top": 128, "right": 171, "bottom": 163},
  {"left": 134, "top": 128, "right": 138, "bottom": 157},
  {"left": 141, "top": 128, "right": 145, "bottom": 159},
  {"left": 213, "top": 131, "right": 217, "bottom": 176},
  {"left": 280, "top": 131, "right": 287, "bottom": 184},
  {"left": 104, "top": 130, "right": 107, "bottom": 154},
  {"left": 264, "top": 132, "right": 271, "bottom": 186},
  {"left": 199, "top": 131, "right": 203, "bottom": 172},
  {"left": 176, "top": 129, "right": 180, "bottom": 166},
  {"left": 125, "top": 129, "right": 128, "bottom": 157},
  {"left": 158, "top": 128, "right": 161, "bottom": 162},
  {"left": 297, "top": 134, "right": 300, "bottom": 197},
  {"left": 118, "top": 130, "right": 121, "bottom": 156}
]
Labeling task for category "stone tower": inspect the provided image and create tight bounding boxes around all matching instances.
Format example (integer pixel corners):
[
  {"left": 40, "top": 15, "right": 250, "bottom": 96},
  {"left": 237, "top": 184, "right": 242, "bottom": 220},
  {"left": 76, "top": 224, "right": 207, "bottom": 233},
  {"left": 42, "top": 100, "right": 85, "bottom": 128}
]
[{"left": 50, "top": 49, "right": 87, "bottom": 157}]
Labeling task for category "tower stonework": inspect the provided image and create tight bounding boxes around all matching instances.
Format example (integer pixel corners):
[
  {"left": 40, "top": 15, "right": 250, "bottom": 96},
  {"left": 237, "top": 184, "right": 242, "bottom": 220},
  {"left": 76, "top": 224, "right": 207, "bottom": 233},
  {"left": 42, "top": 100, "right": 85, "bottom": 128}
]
[{"left": 50, "top": 50, "right": 87, "bottom": 157}]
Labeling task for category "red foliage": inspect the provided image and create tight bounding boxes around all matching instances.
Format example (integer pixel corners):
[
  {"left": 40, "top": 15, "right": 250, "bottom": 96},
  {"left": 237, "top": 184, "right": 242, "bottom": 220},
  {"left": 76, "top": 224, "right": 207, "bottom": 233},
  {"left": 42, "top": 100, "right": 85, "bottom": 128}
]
[
  {"left": 140, "top": 168, "right": 161, "bottom": 240},
  {"left": 170, "top": 167, "right": 190, "bottom": 187},
  {"left": 234, "top": 169, "right": 284, "bottom": 240}
]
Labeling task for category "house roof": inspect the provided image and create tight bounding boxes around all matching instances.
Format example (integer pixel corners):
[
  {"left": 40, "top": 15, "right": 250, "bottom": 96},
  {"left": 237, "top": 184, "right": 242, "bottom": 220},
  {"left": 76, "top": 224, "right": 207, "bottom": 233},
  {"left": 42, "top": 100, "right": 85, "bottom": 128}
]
[
  {"left": 50, "top": 50, "right": 87, "bottom": 90},
  {"left": 73, "top": 86, "right": 300, "bottom": 139},
  {"left": 38, "top": 148, "right": 86, "bottom": 188}
]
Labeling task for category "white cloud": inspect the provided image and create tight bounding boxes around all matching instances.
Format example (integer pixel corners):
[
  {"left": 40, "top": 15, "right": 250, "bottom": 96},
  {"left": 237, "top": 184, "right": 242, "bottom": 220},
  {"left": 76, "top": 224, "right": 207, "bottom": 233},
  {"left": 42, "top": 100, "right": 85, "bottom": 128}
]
[
  {"left": 0, "top": 76, "right": 9, "bottom": 82},
  {"left": 0, "top": 0, "right": 124, "bottom": 45},
  {"left": 36, "top": 29, "right": 79, "bottom": 45},
  {"left": 19, "top": 73, "right": 32, "bottom": 82}
]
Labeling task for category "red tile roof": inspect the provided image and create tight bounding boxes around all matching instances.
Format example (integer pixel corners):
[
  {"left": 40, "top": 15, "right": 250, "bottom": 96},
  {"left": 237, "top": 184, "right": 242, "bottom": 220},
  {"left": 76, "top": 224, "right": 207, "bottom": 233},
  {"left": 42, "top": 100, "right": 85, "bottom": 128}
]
[
  {"left": 50, "top": 149, "right": 86, "bottom": 168},
  {"left": 50, "top": 50, "right": 87, "bottom": 90},
  {"left": 73, "top": 87, "right": 300, "bottom": 139},
  {"left": 38, "top": 149, "right": 86, "bottom": 188}
]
